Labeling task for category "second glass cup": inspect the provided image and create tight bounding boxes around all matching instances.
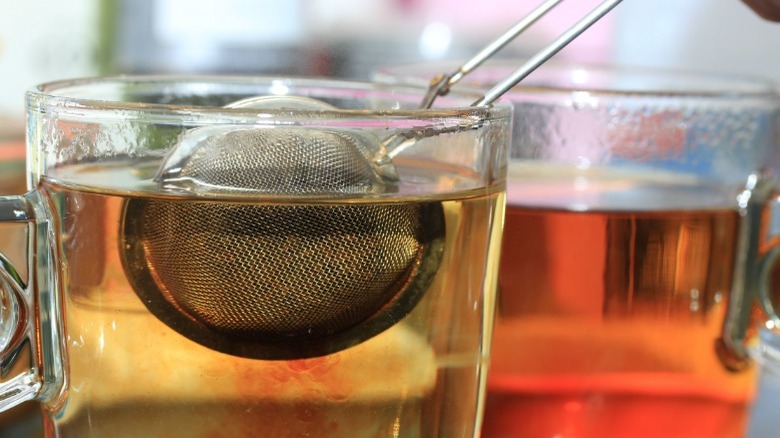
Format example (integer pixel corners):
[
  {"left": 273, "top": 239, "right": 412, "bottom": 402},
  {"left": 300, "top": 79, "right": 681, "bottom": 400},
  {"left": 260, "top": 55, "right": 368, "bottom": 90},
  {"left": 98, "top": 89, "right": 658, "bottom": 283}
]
[{"left": 376, "top": 61, "right": 780, "bottom": 438}]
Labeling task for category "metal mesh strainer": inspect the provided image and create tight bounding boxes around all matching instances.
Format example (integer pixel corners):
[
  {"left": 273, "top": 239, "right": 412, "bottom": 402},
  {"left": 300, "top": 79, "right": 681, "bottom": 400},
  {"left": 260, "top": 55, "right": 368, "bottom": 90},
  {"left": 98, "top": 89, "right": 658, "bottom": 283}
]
[
  {"left": 121, "top": 96, "right": 444, "bottom": 359},
  {"left": 156, "top": 126, "right": 395, "bottom": 195},
  {"left": 121, "top": 197, "right": 443, "bottom": 359}
]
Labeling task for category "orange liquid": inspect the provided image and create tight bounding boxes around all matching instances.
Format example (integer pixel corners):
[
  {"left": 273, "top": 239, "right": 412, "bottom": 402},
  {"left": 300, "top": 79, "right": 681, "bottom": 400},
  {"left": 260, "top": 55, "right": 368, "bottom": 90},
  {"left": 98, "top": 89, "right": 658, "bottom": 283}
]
[{"left": 483, "top": 205, "right": 754, "bottom": 438}]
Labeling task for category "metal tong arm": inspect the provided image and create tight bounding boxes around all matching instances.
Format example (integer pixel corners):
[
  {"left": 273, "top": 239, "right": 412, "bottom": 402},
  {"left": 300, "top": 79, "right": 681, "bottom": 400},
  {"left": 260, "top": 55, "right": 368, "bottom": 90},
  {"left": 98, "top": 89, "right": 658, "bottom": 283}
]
[
  {"left": 419, "top": 0, "right": 563, "bottom": 109},
  {"left": 420, "top": 0, "right": 625, "bottom": 108},
  {"left": 474, "top": 0, "right": 623, "bottom": 106}
]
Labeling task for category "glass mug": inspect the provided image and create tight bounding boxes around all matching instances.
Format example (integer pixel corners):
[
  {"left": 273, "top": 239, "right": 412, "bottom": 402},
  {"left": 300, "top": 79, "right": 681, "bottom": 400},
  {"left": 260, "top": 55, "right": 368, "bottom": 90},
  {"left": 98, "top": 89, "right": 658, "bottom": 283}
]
[
  {"left": 375, "top": 61, "right": 780, "bottom": 437},
  {"left": 0, "top": 76, "right": 512, "bottom": 437}
]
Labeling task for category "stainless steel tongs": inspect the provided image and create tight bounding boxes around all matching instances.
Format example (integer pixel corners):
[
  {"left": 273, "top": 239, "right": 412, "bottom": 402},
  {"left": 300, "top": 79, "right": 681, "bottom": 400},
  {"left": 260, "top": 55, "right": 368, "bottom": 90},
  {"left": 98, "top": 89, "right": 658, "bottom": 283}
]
[{"left": 420, "top": 0, "right": 624, "bottom": 109}]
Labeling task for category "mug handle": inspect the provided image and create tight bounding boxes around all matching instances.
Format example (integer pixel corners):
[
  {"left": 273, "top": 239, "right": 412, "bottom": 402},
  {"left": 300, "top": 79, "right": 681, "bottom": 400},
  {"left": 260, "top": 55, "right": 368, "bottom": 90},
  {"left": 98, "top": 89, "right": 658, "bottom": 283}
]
[
  {"left": 753, "top": 194, "right": 780, "bottom": 357},
  {"left": 718, "top": 173, "right": 780, "bottom": 371},
  {"left": 0, "top": 191, "right": 64, "bottom": 411}
]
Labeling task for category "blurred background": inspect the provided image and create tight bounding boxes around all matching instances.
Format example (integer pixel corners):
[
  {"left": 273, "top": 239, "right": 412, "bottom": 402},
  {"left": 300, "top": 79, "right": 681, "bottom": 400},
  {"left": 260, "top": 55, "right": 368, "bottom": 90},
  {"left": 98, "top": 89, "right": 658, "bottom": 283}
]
[
  {"left": 2, "top": 0, "right": 780, "bottom": 130},
  {"left": 1, "top": 0, "right": 780, "bottom": 436},
  {"left": 2, "top": 0, "right": 780, "bottom": 157}
]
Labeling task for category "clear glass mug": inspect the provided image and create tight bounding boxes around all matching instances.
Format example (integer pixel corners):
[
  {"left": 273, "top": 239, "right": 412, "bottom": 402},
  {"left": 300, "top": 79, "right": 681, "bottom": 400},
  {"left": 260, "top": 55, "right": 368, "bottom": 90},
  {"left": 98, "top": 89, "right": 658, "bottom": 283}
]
[
  {"left": 375, "top": 61, "right": 780, "bottom": 437},
  {"left": 0, "top": 76, "right": 512, "bottom": 437}
]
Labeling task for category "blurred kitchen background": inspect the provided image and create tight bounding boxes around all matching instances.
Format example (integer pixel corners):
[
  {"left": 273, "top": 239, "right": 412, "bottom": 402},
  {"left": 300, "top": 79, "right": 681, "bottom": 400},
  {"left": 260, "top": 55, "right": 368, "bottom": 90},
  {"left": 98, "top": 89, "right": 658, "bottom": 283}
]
[{"left": 1, "top": 0, "right": 780, "bottom": 436}]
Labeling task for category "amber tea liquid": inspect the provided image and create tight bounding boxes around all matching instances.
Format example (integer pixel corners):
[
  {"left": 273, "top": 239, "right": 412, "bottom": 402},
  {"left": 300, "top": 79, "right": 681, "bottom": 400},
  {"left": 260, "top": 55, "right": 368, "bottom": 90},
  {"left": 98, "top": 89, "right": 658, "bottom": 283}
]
[
  {"left": 482, "top": 163, "right": 754, "bottom": 438},
  {"left": 39, "top": 160, "right": 504, "bottom": 438}
]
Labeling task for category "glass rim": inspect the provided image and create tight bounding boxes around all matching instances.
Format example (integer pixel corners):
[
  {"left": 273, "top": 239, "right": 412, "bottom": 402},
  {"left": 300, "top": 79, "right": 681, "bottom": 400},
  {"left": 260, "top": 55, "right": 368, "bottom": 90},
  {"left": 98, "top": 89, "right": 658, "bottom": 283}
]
[
  {"left": 26, "top": 75, "right": 513, "bottom": 121},
  {"left": 375, "top": 60, "right": 780, "bottom": 100}
]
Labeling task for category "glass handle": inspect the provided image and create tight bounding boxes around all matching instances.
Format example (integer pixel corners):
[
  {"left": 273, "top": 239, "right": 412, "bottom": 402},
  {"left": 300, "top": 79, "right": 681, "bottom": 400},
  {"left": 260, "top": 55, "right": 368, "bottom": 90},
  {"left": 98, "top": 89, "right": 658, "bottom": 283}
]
[
  {"left": 0, "top": 192, "right": 64, "bottom": 412},
  {"left": 717, "top": 174, "right": 774, "bottom": 371},
  {"left": 758, "top": 246, "right": 780, "bottom": 327},
  {"left": 755, "top": 194, "right": 780, "bottom": 338}
]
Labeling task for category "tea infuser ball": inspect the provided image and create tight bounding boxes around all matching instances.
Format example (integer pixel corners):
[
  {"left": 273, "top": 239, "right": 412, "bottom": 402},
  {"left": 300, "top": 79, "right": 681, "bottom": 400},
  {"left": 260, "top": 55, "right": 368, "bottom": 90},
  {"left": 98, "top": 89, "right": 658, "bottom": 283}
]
[{"left": 120, "top": 94, "right": 445, "bottom": 360}]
